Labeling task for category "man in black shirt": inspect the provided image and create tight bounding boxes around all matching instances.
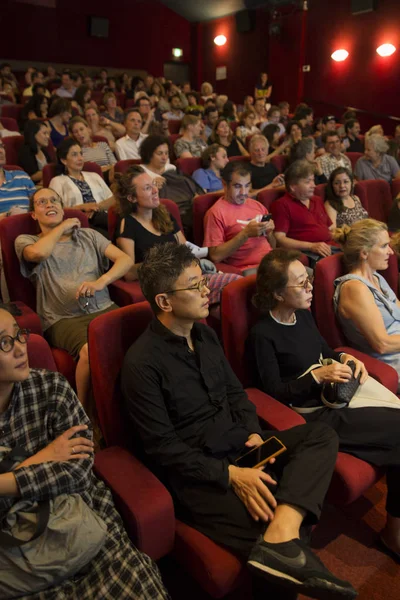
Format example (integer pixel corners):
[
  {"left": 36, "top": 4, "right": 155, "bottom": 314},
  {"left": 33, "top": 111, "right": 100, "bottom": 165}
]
[
  {"left": 121, "top": 243, "right": 356, "bottom": 600},
  {"left": 248, "top": 135, "right": 284, "bottom": 195},
  {"left": 343, "top": 119, "right": 364, "bottom": 153}
]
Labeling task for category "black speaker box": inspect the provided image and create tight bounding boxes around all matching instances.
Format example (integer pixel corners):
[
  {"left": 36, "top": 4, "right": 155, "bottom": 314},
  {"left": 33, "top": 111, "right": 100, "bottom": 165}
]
[
  {"left": 351, "top": 0, "right": 377, "bottom": 15},
  {"left": 235, "top": 10, "right": 256, "bottom": 33}
]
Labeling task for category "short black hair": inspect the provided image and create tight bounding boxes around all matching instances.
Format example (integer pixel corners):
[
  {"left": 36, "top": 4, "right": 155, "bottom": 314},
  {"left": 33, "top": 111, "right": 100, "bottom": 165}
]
[
  {"left": 204, "top": 105, "right": 218, "bottom": 118},
  {"left": 138, "top": 242, "right": 200, "bottom": 314},
  {"left": 221, "top": 161, "right": 251, "bottom": 184},
  {"left": 322, "top": 130, "right": 340, "bottom": 144},
  {"left": 124, "top": 108, "right": 142, "bottom": 122},
  {"left": 140, "top": 135, "right": 170, "bottom": 164},
  {"left": 345, "top": 118, "right": 359, "bottom": 135},
  {"left": 295, "top": 106, "right": 313, "bottom": 120}
]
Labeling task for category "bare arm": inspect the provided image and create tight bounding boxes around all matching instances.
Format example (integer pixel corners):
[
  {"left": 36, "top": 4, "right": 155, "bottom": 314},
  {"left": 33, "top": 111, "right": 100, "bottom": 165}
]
[
  {"left": 22, "top": 218, "right": 81, "bottom": 263},
  {"left": 0, "top": 473, "right": 18, "bottom": 496},
  {"left": 97, "top": 194, "right": 115, "bottom": 211},
  {"left": 275, "top": 231, "right": 332, "bottom": 257},
  {"left": 116, "top": 233, "right": 140, "bottom": 282},
  {"left": 338, "top": 279, "right": 400, "bottom": 354},
  {"left": 30, "top": 170, "right": 43, "bottom": 183},
  {"left": 324, "top": 201, "right": 337, "bottom": 228},
  {"left": 237, "top": 139, "right": 249, "bottom": 157},
  {"left": 141, "top": 109, "right": 155, "bottom": 135},
  {"left": 208, "top": 220, "right": 268, "bottom": 263}
]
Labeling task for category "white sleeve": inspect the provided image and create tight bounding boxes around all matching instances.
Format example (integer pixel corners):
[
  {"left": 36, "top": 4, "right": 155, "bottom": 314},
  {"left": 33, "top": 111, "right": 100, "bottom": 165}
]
[{"left": 115, "top": 140, "right": 127, "bottom": 161}]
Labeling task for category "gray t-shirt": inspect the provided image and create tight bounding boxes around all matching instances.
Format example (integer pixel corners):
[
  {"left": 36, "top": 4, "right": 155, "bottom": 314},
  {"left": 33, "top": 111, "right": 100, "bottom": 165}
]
[
  {"left": 354, "top": 154, "right": 399, "bottom": 183},
  {"left": 15, "top": 228, "right": 113, "bottom": 330}
]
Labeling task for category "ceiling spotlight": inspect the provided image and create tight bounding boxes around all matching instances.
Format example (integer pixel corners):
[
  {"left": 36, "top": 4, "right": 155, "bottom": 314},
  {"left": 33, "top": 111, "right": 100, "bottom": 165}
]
[
  {"left": 376, "top": 43, "right": 396, "bottom": 57},
  {"left": 331, "top": 49, "right": 349, "bottom": 62},
  {"left": 214, "top": 35, "right": 227, "bottom": 46}
]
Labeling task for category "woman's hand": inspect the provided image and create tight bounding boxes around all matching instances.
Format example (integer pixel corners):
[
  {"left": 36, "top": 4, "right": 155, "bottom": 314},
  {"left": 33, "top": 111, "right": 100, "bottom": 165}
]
[
  {"left": 16, "top": 425, "right": 94, "bottom": 468},
  {"left": 80, "top": 202, "right": 99, "bottom": 213},
  {"left": 312, "top": 362, "right": 353, "bottom": 384},
  {"left": 341, "top": 354, "right": 368, "bottom": 384}
]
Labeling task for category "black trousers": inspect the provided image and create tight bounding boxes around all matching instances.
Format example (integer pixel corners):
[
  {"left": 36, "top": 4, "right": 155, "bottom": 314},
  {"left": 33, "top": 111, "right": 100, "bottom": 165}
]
[{"left": 172, "top": 421, "right": 338, "bottom": 558}]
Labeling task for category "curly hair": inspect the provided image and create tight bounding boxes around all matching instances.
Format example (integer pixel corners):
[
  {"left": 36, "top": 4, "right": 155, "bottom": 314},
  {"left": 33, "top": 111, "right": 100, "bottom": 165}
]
[
  {"left": 114, "top": 165, "right": 174, "bottom": 235},
  {"left": 140, "top": 135, "right": 171, "bottom": 165},
  {"left": 253, "top": 249, "right": 302, "bottom": 312}
]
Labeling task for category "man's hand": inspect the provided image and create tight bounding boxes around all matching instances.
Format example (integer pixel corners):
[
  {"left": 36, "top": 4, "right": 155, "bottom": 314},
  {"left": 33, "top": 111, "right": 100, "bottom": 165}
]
[
  {"left": 243, "top": 219, "right": 268, "bottom": 238},
  {"left": 310, "top": 241, "right": 331, "bottom": 257},
  {"left": 245, "top": 433, "right": 264, "bottom": 448},
  {"left": 271, "top": 175, "right": 285, "bottom": 188},
  {"left": 16, "top": 425, "right": 94, "bottom": 468},
  {"left": 76, "top": 278, "right": 106, "bottom": 299},
  {"left": 228, "top": 464, "right": 277, "bottom": 522},
  {"left": 341, "top": 353, "right": 368, "bottom": 384}
]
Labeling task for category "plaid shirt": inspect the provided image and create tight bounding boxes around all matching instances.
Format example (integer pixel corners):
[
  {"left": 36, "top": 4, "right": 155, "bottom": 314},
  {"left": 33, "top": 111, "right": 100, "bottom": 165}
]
[
  {"left": 0, "top": 370, "right": 169, "bottom": 600},
  {"left": 319, "top": 153, "right": 352, "bottom": 180}
]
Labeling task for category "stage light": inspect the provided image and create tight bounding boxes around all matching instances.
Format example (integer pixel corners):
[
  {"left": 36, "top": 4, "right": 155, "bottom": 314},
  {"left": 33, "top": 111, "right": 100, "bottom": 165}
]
[
  {"left": 172, "top": 48, "right": 183, "bottom": 58},
  {"left": 331, "top": 49, "right": 349, "bottom": 62},
  {"left": 214, "top": 35, "right": 227, "bottom": 46},
  {"left": 376, "top": 43, "right": 396, "bottom": 57}
]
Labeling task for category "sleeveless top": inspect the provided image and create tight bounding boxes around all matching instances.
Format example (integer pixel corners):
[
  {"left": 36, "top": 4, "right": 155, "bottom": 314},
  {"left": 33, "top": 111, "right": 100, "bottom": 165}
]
[
  {"left": 335, "top": 196, "right": 368, "bottom": 228},
  {"left": 333, "top": 272, "right": 400, "bottom": 379}
]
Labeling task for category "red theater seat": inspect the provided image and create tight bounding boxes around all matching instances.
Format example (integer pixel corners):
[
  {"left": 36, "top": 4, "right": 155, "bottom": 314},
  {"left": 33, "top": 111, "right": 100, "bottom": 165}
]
[
  {"left": 168, "top": 119, "right": 182, "bottom": 134},
  {"left": 221, "top": 275, "right": 390, "bottom": 506},
  {"left": 176, "top": 156, "right": 202, "bottom": 176},
  {"left": 114, "top": 159, "right": 142, "bottom": 174},
  {"left": 346, "top": 152, "right": 363, "bottom": 171},
  {"left": 1, "top": 104, "right": 23, "bottom": 122},
  {"left": 256, "top": 188, "right": 285, "bottom": 211},
  {"left": 228, "top": 155, "right": 250, "bottom": 163},
  {"left": 0, "top": 117, "right": 19, "bottom": 132},
  {"left": 354, "top": 179, "right": 392, "bottom": 223},
  {"left": 270, "top": 154, "right": 288, "bottom": 174},
  {"left": 3, "top": 135, "right": 24, "bottom": 165},
  {"left": 92, "top": 134, "right": 109, "bottom": 145}
]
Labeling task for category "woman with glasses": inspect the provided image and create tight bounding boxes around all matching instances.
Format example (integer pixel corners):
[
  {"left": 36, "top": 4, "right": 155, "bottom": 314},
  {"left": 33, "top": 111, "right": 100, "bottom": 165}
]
[
  {"left": 114, "top": 166, "right": 241, "bottom": 306},
  {"left": 246, "top": 247, "right": 400, "bottom": 559},
  {"left": 0, "top": 305, "right": 170, "bottom": 600}
]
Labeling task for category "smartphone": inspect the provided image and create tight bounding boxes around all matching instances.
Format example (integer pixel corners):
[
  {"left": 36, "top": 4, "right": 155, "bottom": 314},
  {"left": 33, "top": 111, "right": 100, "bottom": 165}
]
[
  {"left": 235, "top": 436, "right": 286, "bottom": 469},
  {"left": 261, "top": 214, "right": 272, "bottom": 222}
]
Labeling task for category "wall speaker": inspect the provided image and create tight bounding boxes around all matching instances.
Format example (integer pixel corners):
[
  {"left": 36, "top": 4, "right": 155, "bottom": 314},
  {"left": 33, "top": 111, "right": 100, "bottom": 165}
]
[
  {"left": 88, "top": 17, "right": 109, "bottom": 38},
  {"left": 235, "top": 10, "right": 256, "bottom": 33},
  {"left": 351, "top": 0, "right": 377, "bottom": 15}
]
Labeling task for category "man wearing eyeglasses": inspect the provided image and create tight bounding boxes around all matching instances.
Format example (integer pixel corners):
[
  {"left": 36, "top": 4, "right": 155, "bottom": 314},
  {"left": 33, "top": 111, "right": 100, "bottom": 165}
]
[
  {"left": 319, "top": 132, "right": 352, "bottom": 180},
  {"left": 121, "top": 242, "right": 356, "bottom": 600},
  {"left": 14, "top": 188, "right": 133, "bottom": 407}
]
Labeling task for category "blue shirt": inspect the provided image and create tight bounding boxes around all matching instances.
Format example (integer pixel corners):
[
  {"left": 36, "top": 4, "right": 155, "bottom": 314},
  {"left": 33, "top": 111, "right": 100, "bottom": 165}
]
[
  {"left": 192, "top": 168, "right": 222, "bottom": 193},
  {"left": 0, "top": 170, "right": 35, "bottom": 213}
]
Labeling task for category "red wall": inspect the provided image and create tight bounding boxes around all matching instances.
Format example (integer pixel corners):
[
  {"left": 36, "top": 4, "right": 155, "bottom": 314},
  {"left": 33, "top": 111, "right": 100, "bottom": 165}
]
[{"left": 3, "top": 0, "right": 191, "bottom": 76}]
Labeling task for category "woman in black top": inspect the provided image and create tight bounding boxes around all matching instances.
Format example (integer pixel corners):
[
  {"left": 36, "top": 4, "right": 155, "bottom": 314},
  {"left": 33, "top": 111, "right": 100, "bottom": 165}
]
[
  {"left": 19, "top": 93, "right": 48, "bottom": 129},
  {"left": 18, "top": 119, "right": 51, "bottom": 184},
  {"left": 208, "top": 118, "right": 248, "bottom": 158},
  {"left": 247, "top": 248, "right": 400, "bottom": 557}
]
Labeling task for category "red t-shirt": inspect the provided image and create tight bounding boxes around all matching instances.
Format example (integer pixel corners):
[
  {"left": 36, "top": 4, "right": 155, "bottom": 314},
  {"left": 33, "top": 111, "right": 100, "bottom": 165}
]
[
  {"left": 271, "top": 192, "right": 332, "bottom": 243},
  {"left": 203, "top": 197, "right": 272, "bottom": 270}
]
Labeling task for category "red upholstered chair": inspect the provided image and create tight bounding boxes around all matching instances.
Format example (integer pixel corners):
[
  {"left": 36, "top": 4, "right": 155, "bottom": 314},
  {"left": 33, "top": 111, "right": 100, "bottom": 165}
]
[
  {"left": 1, "top": 104, "right": 23, "bottom": 122},
  {"left": 346, "top": 152, "right": 363, "bottom": 171},
  {"left": 89, "top": 302, "right": 275, "bottom": 596},
  {"left": 176, "top": 157, "right": 202, "bottom": 176},
  {"left": 0, "top": 117, "right": 19, "bottom": 132},
  {"left": 115, "top": 92, "right": 126, "bottom": 109},
  {"left": 107, "top": 199, "right": 184, "bottom": 307},
  {"left": 168, "top": 119, "right": 182, "bottom": 134},
  {"left": 270, "top": 154, "right": 288, "bottom": 174},
  {"left": 354, "top": 179, "right": 392, "bottom": 223},
  {"left": 125, "top": 98, "right": 135, "bottom": 109},
  {"left": 90, "top": 91, "right": 104, "bottom": 106},
  {"left": 256, "top": 188, "right": 285, "bottom": 211},
  {"left": 228, "top": 155, "right": 250, "bottom": 163},
  {"left": 83, "top": 161, "right": 104, "bottom": 178},
  {"left": 3, "top": 135, "right": 24, "bottom": 166},
  {"left": 46, "top": 139, "right": 56, "bottom": 163},
  {"left": 314, "top": 183, "right": 327, "bottom": 200},
  {"left": 313, "top": 251, "right": 399, "bottom": 353},
  {"left": 114, "top": 159, "right": 142, "bottom": 175},
  {"left": 27, "top": 333, "right": 57, "bottom": 370},
  {"left": 230, "top": 121, "right": 239, "bottom": 134},
  {"left": 221, "top": 275, "right": 392, "bottom": 506},
  {"left": 0, "top": 210, "right": 90, "bottom": 387},
  {"left": 391, "top": 178, "right": 400, "bottom": 200},
  {"left": 42, "top": 163, "right": 57, "bottom": 188},
  {"left": 92, "top": 135, "right": 109, "bottom": 145},
  {"left": 4, "top": 164, "right": 23, "bottom": 171}
]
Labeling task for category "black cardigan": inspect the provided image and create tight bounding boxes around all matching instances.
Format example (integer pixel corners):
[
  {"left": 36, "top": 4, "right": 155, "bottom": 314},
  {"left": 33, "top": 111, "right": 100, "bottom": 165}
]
[{"left": 17, "top": 145, "right": 50, "bottom": 176}]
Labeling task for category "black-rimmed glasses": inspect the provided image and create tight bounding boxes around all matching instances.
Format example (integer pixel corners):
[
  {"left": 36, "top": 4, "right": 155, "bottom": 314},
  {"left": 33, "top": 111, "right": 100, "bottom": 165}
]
[{"left": 0, "top": 329, "right": 30, "bottom": 353}]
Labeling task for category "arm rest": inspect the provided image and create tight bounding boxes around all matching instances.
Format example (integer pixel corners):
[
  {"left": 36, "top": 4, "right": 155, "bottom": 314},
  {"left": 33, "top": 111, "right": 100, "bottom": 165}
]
[
  {"left": 109, "top": 279, "right": 144, "bottom": 306},
  {"left": 246, "top": 387, "right": 306, "bottom": 431},
  {"left": 94, "top": 446, "right": 175, "bottom": 560},
  {"left": 336, "top": 346, "right": 399, "bottom": 394}
]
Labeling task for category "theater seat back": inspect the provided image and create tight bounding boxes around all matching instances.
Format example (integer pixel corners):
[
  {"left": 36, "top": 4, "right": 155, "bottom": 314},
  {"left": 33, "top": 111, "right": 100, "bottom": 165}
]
[
  {"left": 193, "top": 191, "right": 223, "bottom": 246},
  {"left": 354, "top": 179, "right": 392, "bottom": 223}
]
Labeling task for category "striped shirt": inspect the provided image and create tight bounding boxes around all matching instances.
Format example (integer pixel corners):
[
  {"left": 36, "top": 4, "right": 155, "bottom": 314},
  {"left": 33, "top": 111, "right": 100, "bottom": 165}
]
[
  {"left": 81, "top": 142, "right": 116, "bottom": 168},
  {"left": 0, "top": 169, "right": 35, "bottom": 214}
]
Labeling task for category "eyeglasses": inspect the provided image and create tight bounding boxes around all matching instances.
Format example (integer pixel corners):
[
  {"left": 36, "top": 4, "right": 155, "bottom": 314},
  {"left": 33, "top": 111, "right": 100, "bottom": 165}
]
[
  {"left": 286, "top": 276, "right": 314, "bottom": 290},
  {"left": 0, "top": 328, "right": 30, "bottom": 353},
  {"left": 34, "top": 197, "right": 62, "bottom": 207},
  {"left": 164, "top": 276, "right": 209, "bottom": 295}
]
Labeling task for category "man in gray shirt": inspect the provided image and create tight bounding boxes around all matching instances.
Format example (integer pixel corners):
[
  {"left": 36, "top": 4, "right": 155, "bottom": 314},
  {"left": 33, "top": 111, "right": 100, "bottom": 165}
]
[{"left": 15, "top": 188, "right": 133, "bottom": 406}]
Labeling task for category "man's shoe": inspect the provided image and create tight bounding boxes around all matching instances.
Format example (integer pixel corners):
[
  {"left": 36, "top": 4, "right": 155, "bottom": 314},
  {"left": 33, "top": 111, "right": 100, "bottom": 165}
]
[{"left": 247, "top": 537, "right": 357, "bottom": 600}]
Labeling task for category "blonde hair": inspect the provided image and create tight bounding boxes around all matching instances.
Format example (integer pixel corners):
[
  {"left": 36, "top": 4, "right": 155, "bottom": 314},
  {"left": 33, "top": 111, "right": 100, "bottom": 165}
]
[
  {"left": 333, "top": 218, "right": 388, "bottom": 270},
  {"left": 201, "top": 82, "right": 213, "bottom": 96},
  {"left": 249, "top": 134, "right": 268, "bottom": 151},
  {"left": 216, "top": 95, "right": 228, "bottom": 111},
  {"left": 366, "top": 124, "right": 384, "bottom": 138}
]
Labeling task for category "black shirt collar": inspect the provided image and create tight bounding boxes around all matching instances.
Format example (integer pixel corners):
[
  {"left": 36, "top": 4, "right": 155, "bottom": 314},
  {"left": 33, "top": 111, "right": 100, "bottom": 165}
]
[{"left": 150, "top": 317, "right": 204, "bottom": 345}]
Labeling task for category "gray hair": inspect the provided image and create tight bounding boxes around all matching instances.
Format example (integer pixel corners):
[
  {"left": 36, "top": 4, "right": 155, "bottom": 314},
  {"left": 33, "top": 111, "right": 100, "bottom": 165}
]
[
  {"left": 292, "top": 137, "right": 314, "bottom": 161},
  {"left": 367, "top": 134, "right": 389, "bottom": 155},
  {"left": 249, "top": 134, "right": 269, "bottom": 151}
]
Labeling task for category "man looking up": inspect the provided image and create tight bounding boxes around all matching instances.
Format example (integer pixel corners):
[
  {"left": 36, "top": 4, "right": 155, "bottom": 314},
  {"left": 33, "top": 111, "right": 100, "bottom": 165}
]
[{"left": 15, "top": 188, "right": 133, "bottom": 406}]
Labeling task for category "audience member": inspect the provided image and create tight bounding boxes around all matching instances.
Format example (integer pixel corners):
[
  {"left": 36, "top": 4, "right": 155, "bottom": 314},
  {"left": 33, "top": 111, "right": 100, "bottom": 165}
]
[
  {"left": 286, "top": 120, "right": 303, "bottom": 150},
  {"left": 319, "top": 132, "right": 352, "bottom": 179},
  {"left": 215, "top": 94, "right": 228, "bottom": 113},
  {"left": 22, "top": 70, "right": 50, "bottom": 98},
  {"left": 48, "top": 98, "right": 72, "bottom": 148},
  {"left": 200, "top": 81, "right": 214, "bottom": 102},
  {"left": 294, "top": 107, "right": 314, "bottom": 137},
  {"left": 18, "top": 120, "right": 51, "bottom": 185},
  {"left": 343, "top": 119, "right": 364, "bottom": 153},
  {"left": 72, "top": 85, "right": 92, "bottom": 116},
  {"left": 209, "top": 118, "right": 248, "bottom": 158},
  {"left": 84, "top": 106, "right": 121, "bottom": 151},
  {"left": 164, "top": 95, "right": 185, "bottom": 121},
  {"left": 355, "top": 134, "right": 400, "bottom": 183},
  {"left": 203, "top": 105, "right": 219, "bottom": 139},
  {"left": 263, "top": 123, "right": 290, "bottom": 159},
  {"left": 55, "top": 71, "right": 76, "bottom": 99},
  {"left": 254, "top": 72, "right": 272, "bottom": 99},
  {"left": 0, "top": 63, "right": 18, "bottom": 88},
  {"left": 262, "top": 106, "right": 285, "bottom": 136},
  {"left": 278, "top": 101, "right": 290, "bottom": 127},
  {"left": 333, "top": 219, "right": 400, "bottom": 389},
  {"left": 324, "top": 167, "right": 368, "bottom": 228},
  {"left": 0, "top": 305, "right": 170, "bottom": 599},
  {"left": 236, "top": 110, "right": 259, "bottom": 143},
  {"left": 192, "top": 144, "right": 228, "bottom": 192},
  {"left": 221, "top": 100, "right": 238, "bottom": 123},
  {"left": 44, "top": 64, "right": 59, "bottom": 85},
  {"left": 0, "top": 79, "right": 16, "bottom": 104},
  {"left": 121, "top": 241, "right": 356, "bottom": 600},
  {"left": 315, "top": 115, "right": 337, "bottom": 149},
  {"left": 96, "top": 68, "right": 109, "bottom": 90},
  {"left": 247, "top": 248, "right": 400, "bottom": 561},
  {"left": 20, "top": 94, "right": 48, "bottom": 128},
  {"left": 239, "top": 94, "right": 255, "bottom": 115},
  {"left": 366, "top": 124, "right": 384, "bottom": 138},
  {"left": 290, "top": 138, "right": 326, "bottom": 184},
  {"left": 135, "top": 97, "right": 156, "bottom": 134},
  {"left": 185, "top": 91, "right": 204, "bottom": 114},
  {"left": 204, "top": 162, "right": 275, "bottom": 273},
  {"left": 115, "top": 109, "right": 147, "bottom": 160},
  {"left": 0, "top": 141, "right": 35, "bottom": 215},
  {"left": 174, "top": 115, "right": 207, "bottom": 158},
  {"left": 254, "top": 97, "right": 268, "bottom": 127},
  {"left": 247, "top": 135, "right": 283, "bottom": 194},
  {"left": 69, "top": 117, "right": 116, "bottom": 182},
  {"left": 15, "top": 187, "right": 131, "bottom": 406},
  {"left": 271, "top": 160, "right": 334, "bottom": 261},
  {"left": 102, "top": 92, "right": 124, "bottom": 125}
]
